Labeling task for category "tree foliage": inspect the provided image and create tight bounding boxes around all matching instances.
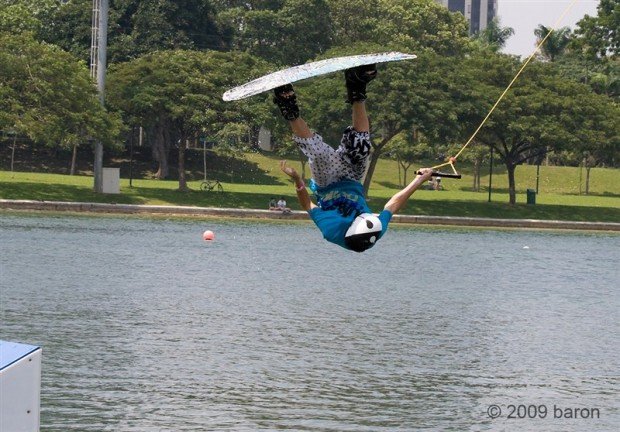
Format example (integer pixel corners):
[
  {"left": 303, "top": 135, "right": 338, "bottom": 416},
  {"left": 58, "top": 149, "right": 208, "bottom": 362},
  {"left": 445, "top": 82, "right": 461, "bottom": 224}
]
[
  {"left": 0, "top": 0, "right": 57, "bottom": 34},
  {"left": 389, "top": 130, "right": 433, "bottom": 187},
  {"left": 458, "top": 53, "right": 619, "bottom": 204},
  {"left": 472, "top": 18, "right": 514, "bottom": 52},
  {"left": 573, "top": 0, "right": 619, "bottom": 58},
  {"left": 218, "top": 0, "right": 333, "bottom": 65},
  {"left": 107, "top": 50, "right": 270, "bottom": 189},
  {"left": 534, "top": 25, "right": 571, "bottom": 62},
  {"left": 0, "top": 31, "right": 122, "bottom": 149},
  {"left": 1, "top": 0, "right": 617, "bottom": 203},
  {"left": 37, "top": 0, "right": 227, "bottom": 63}
]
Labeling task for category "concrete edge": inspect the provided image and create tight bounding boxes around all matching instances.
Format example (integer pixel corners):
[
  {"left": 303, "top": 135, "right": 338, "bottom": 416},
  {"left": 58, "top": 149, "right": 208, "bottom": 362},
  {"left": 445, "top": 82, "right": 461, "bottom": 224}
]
[{"left": 1, "top": 199, "right": 619, "bottom": 232}]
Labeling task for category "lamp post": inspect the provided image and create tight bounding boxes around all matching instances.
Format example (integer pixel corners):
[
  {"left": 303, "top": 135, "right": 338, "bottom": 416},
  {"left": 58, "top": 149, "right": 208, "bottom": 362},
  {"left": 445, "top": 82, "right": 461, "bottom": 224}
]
[
  {"left": 488, "top": 146, "right": 494, "bottom": 202},
  {"left": 90, "top": 0, "right": 109, "bottom": 193},
  {"left": 129, "top": 126, "right": 135, "bottom": 188},
  {"left": 8, "top": 130, "right": 16, "bottom": 177}
]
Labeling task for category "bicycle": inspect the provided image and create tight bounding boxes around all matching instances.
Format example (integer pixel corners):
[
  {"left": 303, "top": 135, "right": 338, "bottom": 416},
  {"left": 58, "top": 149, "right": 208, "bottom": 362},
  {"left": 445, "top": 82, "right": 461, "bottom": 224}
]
[{"left": 200, "top": 179, "right": 224, "bottom": 192}]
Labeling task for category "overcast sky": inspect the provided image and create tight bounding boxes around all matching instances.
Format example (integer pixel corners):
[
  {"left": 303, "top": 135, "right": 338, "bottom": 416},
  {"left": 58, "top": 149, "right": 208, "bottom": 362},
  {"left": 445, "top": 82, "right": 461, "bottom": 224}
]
[{"left": 498, "top": 0, "right": 600, "bottom": 57}]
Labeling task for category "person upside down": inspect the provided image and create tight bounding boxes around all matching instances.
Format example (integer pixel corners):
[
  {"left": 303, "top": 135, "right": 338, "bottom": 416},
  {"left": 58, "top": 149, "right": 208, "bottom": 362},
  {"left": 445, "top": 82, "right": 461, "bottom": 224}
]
[{"left": 274, "top": 64, "right": 433, "bottom": 252}]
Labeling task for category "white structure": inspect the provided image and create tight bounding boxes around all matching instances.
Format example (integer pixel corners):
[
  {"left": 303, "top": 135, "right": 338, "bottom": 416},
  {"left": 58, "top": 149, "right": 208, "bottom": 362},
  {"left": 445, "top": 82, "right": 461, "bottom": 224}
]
[
  {"left": 0, "top": 341, "right": 42, "bottom": 432},
  {"left": 257, "top": 126, "right": 272, "bottom": 151},
  {"left": 102, "top": 167, "right": 120, "bottom": 194},
  {"left": 436, "top": 0, "right": 498, "bottom": 34}
]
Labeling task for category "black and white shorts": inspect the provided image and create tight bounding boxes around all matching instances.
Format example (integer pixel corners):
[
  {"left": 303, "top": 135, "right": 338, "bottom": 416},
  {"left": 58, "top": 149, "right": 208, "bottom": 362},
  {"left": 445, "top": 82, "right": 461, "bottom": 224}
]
[{"left": 293, "top": 126, "right": 372, "bottom": 188}]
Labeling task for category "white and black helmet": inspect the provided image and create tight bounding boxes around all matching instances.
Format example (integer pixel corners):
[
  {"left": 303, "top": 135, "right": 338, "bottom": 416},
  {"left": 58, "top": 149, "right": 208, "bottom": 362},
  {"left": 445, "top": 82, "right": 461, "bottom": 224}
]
[{"left": 344, "top": 213, "right": 382, "bottom": 252}]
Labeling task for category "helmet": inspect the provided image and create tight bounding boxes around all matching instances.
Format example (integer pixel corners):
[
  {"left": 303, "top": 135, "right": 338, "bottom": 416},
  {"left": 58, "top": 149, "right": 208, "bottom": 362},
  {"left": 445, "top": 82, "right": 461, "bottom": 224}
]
[{"left": 344, "top": 213, "right": 383, "bottom": 252}]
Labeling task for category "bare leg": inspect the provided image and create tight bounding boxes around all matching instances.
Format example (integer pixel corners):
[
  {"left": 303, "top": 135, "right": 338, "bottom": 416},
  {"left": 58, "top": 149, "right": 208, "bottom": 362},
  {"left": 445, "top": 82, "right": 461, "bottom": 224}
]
[
  {"left": 273, "top": 85, "right": 313, "bottom": 139},
  {"left": 352, "top": 101, "right": 369, "bottom": 133},
  {"left": 289, "top": 118, "right": 313, "bottom": 139}
]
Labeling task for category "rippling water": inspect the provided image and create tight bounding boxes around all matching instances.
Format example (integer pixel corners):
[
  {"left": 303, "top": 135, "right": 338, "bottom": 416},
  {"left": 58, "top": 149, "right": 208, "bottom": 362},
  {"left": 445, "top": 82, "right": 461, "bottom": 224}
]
[{"left": 1, "top": 213, "right": 618, "bottom": 431}]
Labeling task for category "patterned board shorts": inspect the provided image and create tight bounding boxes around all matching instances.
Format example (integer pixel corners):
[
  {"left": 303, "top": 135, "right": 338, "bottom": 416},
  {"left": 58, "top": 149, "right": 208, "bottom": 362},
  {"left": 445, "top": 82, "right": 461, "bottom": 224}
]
[{"left": 293, "top": 126, "right": 372, "bottom": 188}]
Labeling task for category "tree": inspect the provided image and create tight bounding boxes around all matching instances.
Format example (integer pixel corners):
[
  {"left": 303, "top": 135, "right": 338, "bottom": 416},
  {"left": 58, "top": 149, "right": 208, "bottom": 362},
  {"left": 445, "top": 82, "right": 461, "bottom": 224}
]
[
  {"left": 0, "top": 0, "right": 59, "bottom": 34},
  {"left": 327, "top": 0, "right": 471, "bottom": 55},
  {"left": 107, "top": 50, "right": 270, "bottom": 190},
  {"left": 0, "top": 31, "right": 122, "bottom": 171},
  {"left": 563, "top": 0, "right": 619, "bottom": 102},
  {"left": 326, "top": 0, "right": 381, "bottom": 46},
  {"left": 0, "top": 0, "right": 57, "bottom": 34},
  {"left": 389, "top": 130, "right": 432, "bottom": 187},
  {"left": 373, "top": 0, "right": 470, "bottom": 55},
  {"left": 33, "top": 0, "right": 227, "bottom": 63},
  {"left": 296, "top": 0, "right": 472, "bottom": 195},
  {"left": 573, "top": 0, "right": 619, "bottom": 58},
  {"left": 460, "top": 53, "right": 619, "bottom": 204},
  {"left": 218, "top": 0, "right": 333, "bottom": 66},
  {"left": 473, "top": 17, "right": 514, "bottom": 52},
  {"left": 111, "top": 0, "right": 225, "bottom": 60},
  {"left": 449, "top": 141, "right": 489, "bottom": 192},
  {"left": 534, "top": 25, "right": 572, "bottom": 62}
]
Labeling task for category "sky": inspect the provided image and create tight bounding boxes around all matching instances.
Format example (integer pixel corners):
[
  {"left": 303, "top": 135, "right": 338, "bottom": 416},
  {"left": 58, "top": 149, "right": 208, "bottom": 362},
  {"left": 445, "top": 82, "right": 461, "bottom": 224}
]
[{"left": 498, "top": 0, "right": 600, "bottom": 57}]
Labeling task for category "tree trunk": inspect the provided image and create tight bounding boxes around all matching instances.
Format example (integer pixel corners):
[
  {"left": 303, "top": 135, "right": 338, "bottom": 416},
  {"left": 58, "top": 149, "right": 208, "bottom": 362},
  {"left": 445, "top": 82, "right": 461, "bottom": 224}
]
[
  {"left": 10, "top": 134, "right": 16, "bottom": 174},
  {"left": 70, "top": 142, "right": 78, "bottom": 175},
  {"left": 178, "top": 137, "right": 188, "bottom": 191},
  {"left": 362, "top": 130, "right": 398, "bottom": 195},
  {"left": 362, "top": 137, "right": 394, "bottom": 194},
  {"left": 403, "top": 165, "right": 410, "bottom": 186},
  {"left": 585, "top": 167, "right": 591, "bottom": 195},
  {"left": 149, "top": 123, "right": 170, "bottom": 179},
  {"left": 507, "top": 163, "right": 517, "bottom": 205},
  {"left": 473, "top": 159, "right": 480, "bottom": 191},
  {"left": 362, "top": 149, "right": 382, "bottom": 195},
  {"left": 298, "top": 149, "right": 307, "bottom": 181}
]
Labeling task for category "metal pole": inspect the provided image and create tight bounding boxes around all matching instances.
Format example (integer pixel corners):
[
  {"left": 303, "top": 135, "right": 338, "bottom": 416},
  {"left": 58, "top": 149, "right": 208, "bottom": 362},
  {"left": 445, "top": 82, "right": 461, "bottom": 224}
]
[
  {"left": 203, "top": 140, "right": 207, "bottom": 182},
  {"left": 10, "top": 133, "right": 16, "bottom": 174},
  {"left": 92, "top": 0, "right": 109, "bottom": 193},
  {"left": 129, "top": 127, "right": 134, "bottom": 188},
  {"left": 488, "top": 146, "right": 494, "bottom": 202},
  {"left": 536, "top": 163, "right": 540, "bottom": 194},
  {"left": 579, "top": 158, "right": 584, "bottom": 195}
]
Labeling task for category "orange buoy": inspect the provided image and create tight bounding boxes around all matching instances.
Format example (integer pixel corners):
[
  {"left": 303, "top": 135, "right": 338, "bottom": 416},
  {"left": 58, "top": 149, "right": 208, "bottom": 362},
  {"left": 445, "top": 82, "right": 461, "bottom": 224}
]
[{"left": 202, "top": 230, "right": 215, "bottom": 241}]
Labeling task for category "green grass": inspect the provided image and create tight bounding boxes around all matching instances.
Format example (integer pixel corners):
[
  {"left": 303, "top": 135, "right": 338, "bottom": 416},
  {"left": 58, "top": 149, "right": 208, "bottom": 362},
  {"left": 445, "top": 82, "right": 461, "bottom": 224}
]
[{"left": 1, "top": 153, "right": 619, "bottom": 223}]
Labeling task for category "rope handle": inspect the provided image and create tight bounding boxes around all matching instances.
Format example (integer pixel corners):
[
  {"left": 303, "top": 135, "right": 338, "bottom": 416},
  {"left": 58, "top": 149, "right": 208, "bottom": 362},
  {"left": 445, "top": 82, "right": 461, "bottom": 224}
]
[{"left": 415, "top": 170, "right": 462, "bottom": 179}]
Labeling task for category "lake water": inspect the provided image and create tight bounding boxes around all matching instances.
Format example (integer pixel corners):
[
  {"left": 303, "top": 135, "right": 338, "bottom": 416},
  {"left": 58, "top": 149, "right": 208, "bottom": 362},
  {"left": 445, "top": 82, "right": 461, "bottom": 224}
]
[{"left": 1, "top": 213, "right": 618, "bottom": 431}]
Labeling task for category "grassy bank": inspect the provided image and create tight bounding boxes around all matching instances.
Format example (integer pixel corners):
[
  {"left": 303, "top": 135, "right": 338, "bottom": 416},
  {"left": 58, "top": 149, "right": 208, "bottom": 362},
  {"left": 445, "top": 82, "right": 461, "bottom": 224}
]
[{"left": 1, "top": 152, "right": 619, "bottom": 222}]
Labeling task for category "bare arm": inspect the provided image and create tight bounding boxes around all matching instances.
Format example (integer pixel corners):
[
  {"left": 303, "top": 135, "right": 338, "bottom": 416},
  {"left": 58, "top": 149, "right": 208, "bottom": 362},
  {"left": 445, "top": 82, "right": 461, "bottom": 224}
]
[
  {"left": 384, "top": 168, "right": 433, "bottom": 215},
  {"left": 280, "top": 160, "right": 317, "bottom": 211}
]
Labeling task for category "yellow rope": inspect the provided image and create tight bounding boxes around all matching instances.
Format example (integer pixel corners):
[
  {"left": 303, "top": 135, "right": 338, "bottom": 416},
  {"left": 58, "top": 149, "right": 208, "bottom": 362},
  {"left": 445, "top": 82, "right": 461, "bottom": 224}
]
[{"left": 431, "top": 0, "right": 580, "bottom": 173}]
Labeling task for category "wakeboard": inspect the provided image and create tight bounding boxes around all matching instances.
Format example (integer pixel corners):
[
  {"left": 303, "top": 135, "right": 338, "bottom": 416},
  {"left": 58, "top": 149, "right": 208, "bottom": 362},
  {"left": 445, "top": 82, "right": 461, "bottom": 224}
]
[{"left": 222, "top": 52, "right": 416, "bottom": 101}]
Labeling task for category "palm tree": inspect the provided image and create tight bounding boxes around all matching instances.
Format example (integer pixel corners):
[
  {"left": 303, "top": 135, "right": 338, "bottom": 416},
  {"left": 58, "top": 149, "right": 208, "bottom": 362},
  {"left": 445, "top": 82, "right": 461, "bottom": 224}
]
[
  {"left": 474, "top": 18, "right": 514, "bottom": 52},
  {"left": 534, "top": 25, "right": 572, "bottom": 61}
]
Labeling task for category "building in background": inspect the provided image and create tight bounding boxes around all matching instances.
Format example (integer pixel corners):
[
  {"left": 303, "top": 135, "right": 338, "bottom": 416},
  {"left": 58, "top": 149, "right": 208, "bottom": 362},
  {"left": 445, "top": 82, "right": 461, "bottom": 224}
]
[{"left": 436, "top": 0, "right": 498, "bottom": 34}]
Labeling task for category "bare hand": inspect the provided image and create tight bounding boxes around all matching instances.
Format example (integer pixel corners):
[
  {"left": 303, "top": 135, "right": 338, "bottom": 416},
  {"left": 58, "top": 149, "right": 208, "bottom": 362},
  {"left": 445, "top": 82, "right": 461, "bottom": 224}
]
[
  {"left": 417, "top": 168, "right": 434, "bottom": 182},
  {"left": 280, "top": 160, "right": 299, "bottom": 180}
]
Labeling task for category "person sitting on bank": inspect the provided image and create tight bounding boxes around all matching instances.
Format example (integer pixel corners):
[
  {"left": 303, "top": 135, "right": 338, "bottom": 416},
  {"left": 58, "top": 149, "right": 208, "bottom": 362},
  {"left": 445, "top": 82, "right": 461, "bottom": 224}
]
[
  {"left": 269, "top": 197, "right": 278, "bottom": 210},
  {"left": 277, "top": 197, "right": 291, "bottom": 213},
  {"left": 434, "top": 176, "right": 442, "bottom": 190}
]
